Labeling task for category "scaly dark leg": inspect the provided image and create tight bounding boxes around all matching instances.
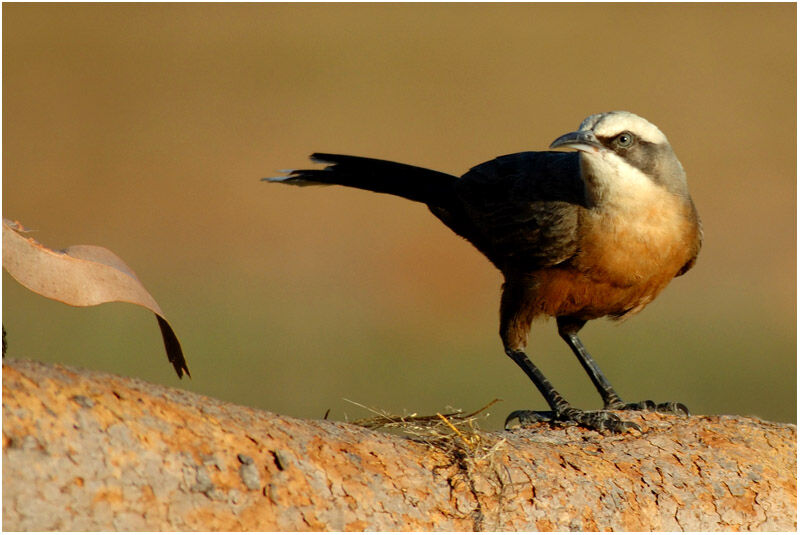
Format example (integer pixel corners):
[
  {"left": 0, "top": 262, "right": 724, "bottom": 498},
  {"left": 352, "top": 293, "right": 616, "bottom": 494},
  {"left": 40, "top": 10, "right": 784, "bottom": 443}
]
[
  {"left": 504, "top": 348, "right": 640, "bottom": 433},
  {"left": 556, "top": 316, "right": 689, "bottom": 415}
]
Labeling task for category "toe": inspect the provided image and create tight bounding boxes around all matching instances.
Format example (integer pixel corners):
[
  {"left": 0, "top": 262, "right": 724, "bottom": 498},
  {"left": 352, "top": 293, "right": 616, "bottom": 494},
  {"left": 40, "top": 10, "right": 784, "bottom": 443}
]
[
  {"left": 561, "top": 408, "right": 640, "bottom": 434},
  {"left": 606, "top": 399, "right": 689, "bottom": 416},
  {"left": 656, "top": 401, "right": 690, "bottom": 416},
  {"left": 622, "top": 400, "right": 657, "bottom": 411},
  {"left": 504, "top": 409, "right": 555, "bottom": 429}
]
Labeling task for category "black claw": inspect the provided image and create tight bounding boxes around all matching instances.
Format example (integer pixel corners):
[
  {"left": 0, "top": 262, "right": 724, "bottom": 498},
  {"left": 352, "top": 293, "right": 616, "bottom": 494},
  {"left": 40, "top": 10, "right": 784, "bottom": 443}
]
[
  {"left": 505, "top": 410, "right": 554, "bottom": 429},
  {"left": 616, "top": 420, "right": 642, "bottom": 433}
]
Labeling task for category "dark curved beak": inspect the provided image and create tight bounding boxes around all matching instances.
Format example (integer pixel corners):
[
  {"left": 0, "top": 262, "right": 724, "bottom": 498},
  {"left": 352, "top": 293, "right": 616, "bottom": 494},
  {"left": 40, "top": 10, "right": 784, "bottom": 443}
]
[{"left": 550, "top": 130, "right": 603, "bottom": 152}]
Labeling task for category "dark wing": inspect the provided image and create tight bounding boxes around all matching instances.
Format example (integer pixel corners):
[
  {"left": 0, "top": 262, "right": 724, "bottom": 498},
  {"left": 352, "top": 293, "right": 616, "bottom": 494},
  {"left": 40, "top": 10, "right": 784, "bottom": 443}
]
[{"left": 431, "top": 151, "right": 587, "bottom": 272}]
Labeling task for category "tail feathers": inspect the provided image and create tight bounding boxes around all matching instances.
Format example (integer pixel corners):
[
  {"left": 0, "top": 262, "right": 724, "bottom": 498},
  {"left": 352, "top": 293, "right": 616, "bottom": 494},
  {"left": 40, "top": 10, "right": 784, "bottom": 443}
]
[{"left": 266, "top": 153, "right": 458, "bottom": 207}]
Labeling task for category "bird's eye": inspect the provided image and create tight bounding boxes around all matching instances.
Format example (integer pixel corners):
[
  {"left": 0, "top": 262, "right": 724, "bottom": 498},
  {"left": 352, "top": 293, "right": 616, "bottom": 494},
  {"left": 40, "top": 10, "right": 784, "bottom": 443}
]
[{"left": 615, "top": 132, "right": 634, "bottom": 148}]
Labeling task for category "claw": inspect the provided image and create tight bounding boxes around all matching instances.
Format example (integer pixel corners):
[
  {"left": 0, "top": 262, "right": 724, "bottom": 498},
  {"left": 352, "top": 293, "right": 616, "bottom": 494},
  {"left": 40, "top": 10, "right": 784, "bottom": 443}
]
[
  {"left": 505, "top": 409, "right": 554, "bottom": 429},
  {"left": 616, "top": 420, "right": 642, "bottom": 433}
]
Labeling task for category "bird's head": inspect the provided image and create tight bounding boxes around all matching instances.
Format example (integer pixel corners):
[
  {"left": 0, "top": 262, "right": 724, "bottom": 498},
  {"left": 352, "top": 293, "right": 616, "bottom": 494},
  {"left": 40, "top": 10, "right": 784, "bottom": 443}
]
[{"left": 550, "top": 111, "right": 689, "bottom": 197}]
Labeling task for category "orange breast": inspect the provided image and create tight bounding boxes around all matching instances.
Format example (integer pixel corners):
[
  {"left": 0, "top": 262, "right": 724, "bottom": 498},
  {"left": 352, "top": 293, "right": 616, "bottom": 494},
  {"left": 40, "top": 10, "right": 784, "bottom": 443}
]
[{"left": 531, "top": 190, "right": 699, "bottom": 320}]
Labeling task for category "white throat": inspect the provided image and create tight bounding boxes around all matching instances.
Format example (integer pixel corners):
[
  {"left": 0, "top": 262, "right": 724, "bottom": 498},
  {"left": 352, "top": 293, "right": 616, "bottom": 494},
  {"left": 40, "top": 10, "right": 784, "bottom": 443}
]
[{"left": 580, "top": 150, "right": 662, "bottom": 208}]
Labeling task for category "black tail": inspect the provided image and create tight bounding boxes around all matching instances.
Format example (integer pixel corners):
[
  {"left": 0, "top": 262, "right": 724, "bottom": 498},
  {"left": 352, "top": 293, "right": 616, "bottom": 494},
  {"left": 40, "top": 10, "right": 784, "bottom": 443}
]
[{"left": 266, "top": 153, "right": 458, "bottom": 207}]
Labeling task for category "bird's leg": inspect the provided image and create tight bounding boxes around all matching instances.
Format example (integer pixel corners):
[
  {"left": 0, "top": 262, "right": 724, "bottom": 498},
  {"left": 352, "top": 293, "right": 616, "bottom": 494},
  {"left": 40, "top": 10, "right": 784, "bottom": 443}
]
[
  {"left": 503, "top": 347, "right": 639, "bottom": 433},
  {"left": 556, "top": 317, "right": 624, "bottom": 407},
  {"left": 556, "top": 316, "right": 689, "bottom": 416},
  {"left": 500, "top": 278, "right": 638, "bottom": 433}
]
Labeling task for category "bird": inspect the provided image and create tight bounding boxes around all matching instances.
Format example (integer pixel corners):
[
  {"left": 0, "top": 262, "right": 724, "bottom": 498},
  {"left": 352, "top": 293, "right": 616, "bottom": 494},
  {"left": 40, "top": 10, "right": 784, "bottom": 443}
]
[{"left": 265, "top": 111, "right": 702, "bottom": 433}]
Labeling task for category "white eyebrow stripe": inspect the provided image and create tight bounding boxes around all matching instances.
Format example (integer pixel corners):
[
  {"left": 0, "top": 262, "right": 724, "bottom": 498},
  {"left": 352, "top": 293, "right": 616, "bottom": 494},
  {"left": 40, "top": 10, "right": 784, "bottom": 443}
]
[{"left": 586, "top": 111, "right": 669, "bottom": 145}]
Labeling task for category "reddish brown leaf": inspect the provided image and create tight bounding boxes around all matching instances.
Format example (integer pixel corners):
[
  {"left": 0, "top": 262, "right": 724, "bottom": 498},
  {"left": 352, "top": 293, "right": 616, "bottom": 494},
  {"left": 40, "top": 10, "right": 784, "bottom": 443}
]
[{"left": 2, "top": 218, "right": 189, "bottom": 378}]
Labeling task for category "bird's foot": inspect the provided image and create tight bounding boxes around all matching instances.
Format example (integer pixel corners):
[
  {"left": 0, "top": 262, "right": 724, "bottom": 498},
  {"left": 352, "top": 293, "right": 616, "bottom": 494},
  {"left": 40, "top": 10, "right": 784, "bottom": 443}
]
[
  {"left": 605, "top": 399, "right": 690, "bottom": 416},
  {"left": 505, "top": 407, "right": 640, "bottom": 434}
]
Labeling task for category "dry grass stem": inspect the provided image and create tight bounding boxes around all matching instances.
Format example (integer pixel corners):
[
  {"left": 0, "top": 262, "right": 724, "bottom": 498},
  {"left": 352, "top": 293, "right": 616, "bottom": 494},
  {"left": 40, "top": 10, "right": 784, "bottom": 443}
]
[{"left": 346, "top": 398, "right": 504, "bottom": 460}]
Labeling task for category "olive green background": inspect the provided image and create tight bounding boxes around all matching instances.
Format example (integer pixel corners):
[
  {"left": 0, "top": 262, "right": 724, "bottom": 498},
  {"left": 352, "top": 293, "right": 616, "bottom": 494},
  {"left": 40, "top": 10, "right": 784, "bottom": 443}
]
[{"left": 3, "top": 3, "right": 796, "bottom": 429}]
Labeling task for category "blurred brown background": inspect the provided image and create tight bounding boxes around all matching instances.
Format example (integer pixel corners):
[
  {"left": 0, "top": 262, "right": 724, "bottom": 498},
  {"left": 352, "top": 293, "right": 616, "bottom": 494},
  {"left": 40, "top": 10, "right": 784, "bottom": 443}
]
[{"left": 3, "top": 3, "right": 795, "bottom": 428}]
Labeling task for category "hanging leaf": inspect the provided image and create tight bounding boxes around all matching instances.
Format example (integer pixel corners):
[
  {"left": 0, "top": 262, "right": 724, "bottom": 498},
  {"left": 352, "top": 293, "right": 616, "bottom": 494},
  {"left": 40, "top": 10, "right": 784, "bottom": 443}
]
[{"left": 2, "top": 219, "right": 189, "bottom": 378}]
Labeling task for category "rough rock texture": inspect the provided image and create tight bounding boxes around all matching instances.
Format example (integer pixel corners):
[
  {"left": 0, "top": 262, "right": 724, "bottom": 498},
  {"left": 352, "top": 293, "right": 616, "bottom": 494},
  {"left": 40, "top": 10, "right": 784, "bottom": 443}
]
[{"left": 2, "top": 358, "right": 796, "bottom": 531}]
